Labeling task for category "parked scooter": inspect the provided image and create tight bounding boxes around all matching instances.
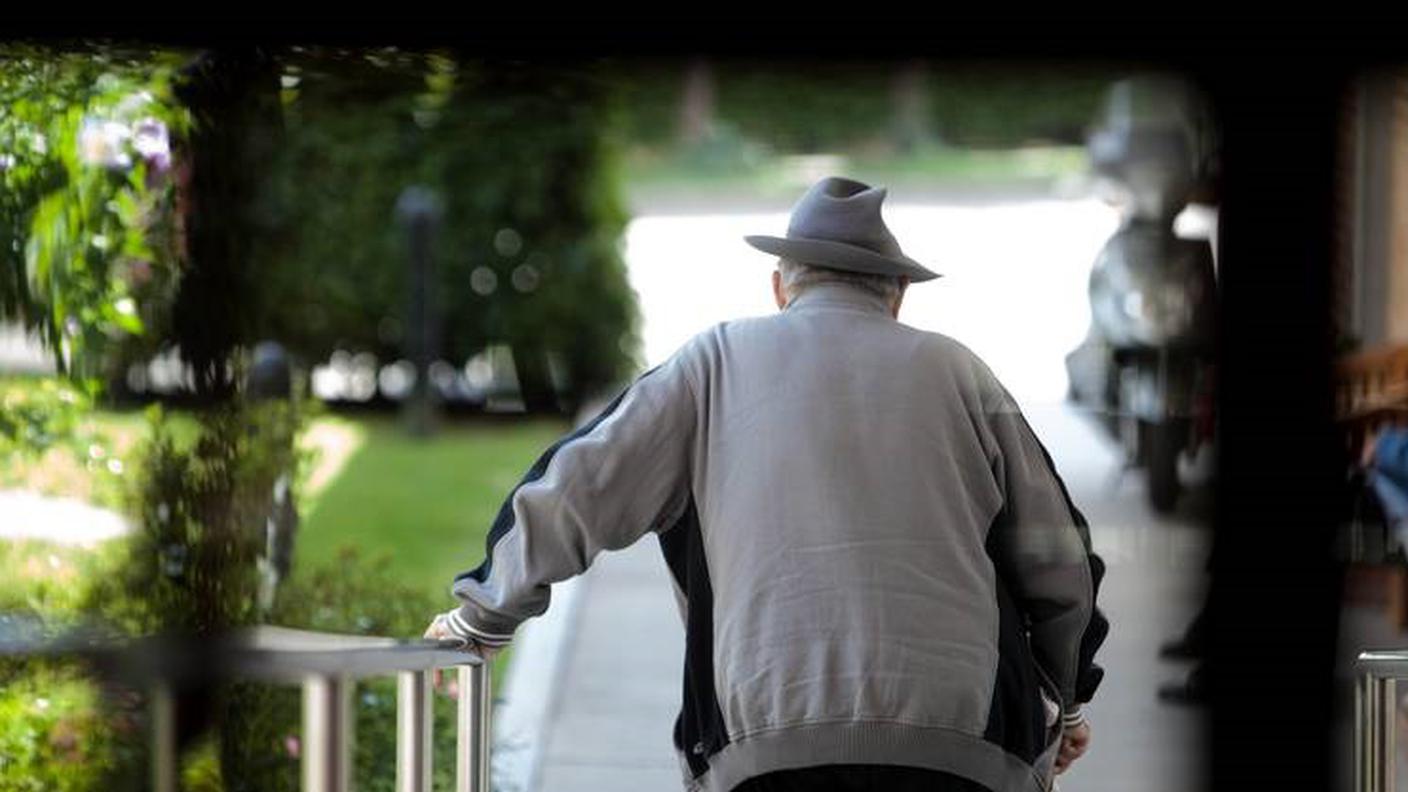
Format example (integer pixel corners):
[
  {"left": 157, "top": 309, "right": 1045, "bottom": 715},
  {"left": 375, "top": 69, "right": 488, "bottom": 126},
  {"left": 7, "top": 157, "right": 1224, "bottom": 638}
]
[{"left": 1065, "top": 74, "right": 1219, "bottom": 514}]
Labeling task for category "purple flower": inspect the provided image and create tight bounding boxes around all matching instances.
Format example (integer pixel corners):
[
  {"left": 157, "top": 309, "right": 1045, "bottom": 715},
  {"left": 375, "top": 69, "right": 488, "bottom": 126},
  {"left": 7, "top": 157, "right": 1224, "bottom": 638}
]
[{"left": 132, "top": 118, "right": 171, "bottom": 174}]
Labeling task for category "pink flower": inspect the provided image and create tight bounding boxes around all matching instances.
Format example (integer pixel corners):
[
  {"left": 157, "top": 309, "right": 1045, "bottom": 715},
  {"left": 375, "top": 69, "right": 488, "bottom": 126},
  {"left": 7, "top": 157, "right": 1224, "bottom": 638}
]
[{"left": 284, "top": 734, "right": 300, "bottom": 758}]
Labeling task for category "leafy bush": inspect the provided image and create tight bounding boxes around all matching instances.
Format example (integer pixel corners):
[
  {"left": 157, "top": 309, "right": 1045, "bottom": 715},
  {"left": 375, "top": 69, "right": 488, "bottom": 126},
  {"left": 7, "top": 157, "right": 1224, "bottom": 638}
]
[
  {"left": 0, "top": 376, "right": 134, "bottom": 508},
  {"left": 0, "top": 543, "right": 147, "bottom": 792},
  {"left": 0, "top": 377, "right": 92, "bottom": 457},
  {"left": 0, "top": 663, "right": 147, "bottom": 792},
  {"left": 83, "top": 399, "right": 300, "bottom": 637},
  {"left": 0, "top": 539, "right": 125, "bottom": 629}
]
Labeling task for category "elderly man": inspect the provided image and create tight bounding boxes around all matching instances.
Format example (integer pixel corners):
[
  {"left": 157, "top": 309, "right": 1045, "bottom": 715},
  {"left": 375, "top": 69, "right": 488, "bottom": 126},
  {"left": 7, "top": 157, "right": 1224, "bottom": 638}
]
[{"left": 426, "top": 177, "right": 1109, "bottom": 792}]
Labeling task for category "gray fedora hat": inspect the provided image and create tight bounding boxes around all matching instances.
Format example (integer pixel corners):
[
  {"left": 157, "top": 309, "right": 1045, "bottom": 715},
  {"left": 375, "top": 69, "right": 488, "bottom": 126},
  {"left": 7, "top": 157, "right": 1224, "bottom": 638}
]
[{"left": 745, "top": 176, "right": 940, "bottom": 282}]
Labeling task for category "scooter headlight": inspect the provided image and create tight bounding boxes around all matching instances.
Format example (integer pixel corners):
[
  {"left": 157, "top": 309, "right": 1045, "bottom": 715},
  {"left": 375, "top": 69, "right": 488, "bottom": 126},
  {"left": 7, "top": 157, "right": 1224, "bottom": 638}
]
[
  {"left": 1122, "top": 284, "right": 1197, "bottom": 344},
  {"left": 1121, "top": 292, "right": 1145, "bottom": 321}
]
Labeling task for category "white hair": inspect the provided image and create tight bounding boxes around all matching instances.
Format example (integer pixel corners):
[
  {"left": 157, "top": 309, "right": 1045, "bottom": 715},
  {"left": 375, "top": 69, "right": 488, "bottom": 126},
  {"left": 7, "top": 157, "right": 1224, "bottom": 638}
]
[{"left": 777, "top": 258, "right": 904, "bottom": 304}]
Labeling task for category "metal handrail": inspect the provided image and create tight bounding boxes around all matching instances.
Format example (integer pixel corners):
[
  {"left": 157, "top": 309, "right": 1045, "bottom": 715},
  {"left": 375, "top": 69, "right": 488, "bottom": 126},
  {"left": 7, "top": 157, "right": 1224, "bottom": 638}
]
[
  {"left": 1356, "top": 650, "right": 1408, "bottom": 792},
  {"left": 0, "top": 622, "right": 491, "bottom": 792}
]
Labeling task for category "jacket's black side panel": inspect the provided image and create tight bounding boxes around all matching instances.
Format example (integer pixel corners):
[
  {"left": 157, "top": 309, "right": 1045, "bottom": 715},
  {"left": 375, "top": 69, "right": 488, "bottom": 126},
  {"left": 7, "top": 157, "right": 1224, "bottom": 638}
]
[
  {"left": 658, "top": 497, "right": 730, "bottom": 778},
  {"left": 1075, "top": 553, "right": 1109, "bottom": 703},
  {"left": 1010, "top": 408, "right": 1111, "bottom": 703},
  {"left": 982, "top": 554, "right": 1051, "bottom": 764}
]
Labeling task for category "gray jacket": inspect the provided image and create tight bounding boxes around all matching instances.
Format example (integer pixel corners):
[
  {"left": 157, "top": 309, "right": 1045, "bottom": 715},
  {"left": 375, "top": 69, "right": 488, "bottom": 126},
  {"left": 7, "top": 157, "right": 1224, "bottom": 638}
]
[{"left": 447, "top": 282, "right": 1109, "bottom": 792}]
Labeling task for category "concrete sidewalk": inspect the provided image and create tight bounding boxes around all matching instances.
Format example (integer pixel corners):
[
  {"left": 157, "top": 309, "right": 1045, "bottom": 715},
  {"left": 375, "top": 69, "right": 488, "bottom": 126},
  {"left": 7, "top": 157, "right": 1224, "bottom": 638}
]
[
  {"left": 533, "top": 539, "right": 685, "bottom": 791},
  {"left": 530, "top": 402, "right": 1212, "bottom": 791}
]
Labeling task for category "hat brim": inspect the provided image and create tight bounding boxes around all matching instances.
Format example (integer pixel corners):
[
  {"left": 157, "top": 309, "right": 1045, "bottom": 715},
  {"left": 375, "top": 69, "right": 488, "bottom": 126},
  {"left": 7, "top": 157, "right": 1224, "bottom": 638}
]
[{"left": 744, "top": 235, "right": 941, "bottom": 282}]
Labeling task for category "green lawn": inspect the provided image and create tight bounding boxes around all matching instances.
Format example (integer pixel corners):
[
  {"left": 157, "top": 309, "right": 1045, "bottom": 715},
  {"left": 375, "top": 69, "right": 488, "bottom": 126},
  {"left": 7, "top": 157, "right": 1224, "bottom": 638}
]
[
  {"left": 2, "top": 397, "right": 570, "bottom": 605},
  {"left": 295, "top": 416, "right": 570, "bottom": 605}
]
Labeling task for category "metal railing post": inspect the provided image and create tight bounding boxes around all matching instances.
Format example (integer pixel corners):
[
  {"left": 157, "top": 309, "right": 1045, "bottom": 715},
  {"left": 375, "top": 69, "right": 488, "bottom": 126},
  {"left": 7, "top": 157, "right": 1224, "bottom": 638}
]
[
  {"left": 397, "top": 670, "right": 433, "bottom": 792},
  {"left": 1369, "top": 674, "right": 1381, "bottom": 792},
  {"left": 1357, "top": 672, "right": 1369, "bottom": 792},
  {"left": 1384, "top": 676, "right": 1397, "bottom": 792},
  {"left": 456, "top": 663, "right": 491, "bottom": 792},
  {"left": 303, "top": 674, "right": 353, "bottom": 792},
  {"left": 150, "top": 681, "right": 177, "bottom": 792}
]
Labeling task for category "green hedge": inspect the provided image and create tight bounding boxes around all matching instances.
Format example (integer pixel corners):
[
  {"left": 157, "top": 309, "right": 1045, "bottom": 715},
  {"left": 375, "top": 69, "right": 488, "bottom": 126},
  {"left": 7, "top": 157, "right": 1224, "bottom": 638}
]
[{"left": 607, "top": 58, "right": 1114, "bottom": 153}]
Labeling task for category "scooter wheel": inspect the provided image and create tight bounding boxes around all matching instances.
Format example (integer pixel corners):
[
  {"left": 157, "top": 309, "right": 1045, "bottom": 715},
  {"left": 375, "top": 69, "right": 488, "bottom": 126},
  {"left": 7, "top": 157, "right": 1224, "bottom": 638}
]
[{"left": 1142, "top": 418, "right": 1184, "bottom": 514}]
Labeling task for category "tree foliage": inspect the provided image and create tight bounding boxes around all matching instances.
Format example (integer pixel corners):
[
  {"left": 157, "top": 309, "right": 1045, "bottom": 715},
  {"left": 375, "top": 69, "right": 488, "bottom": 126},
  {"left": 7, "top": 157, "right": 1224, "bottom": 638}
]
[{"left": 0, "top": 44, "right": 190, "bottom": 382}]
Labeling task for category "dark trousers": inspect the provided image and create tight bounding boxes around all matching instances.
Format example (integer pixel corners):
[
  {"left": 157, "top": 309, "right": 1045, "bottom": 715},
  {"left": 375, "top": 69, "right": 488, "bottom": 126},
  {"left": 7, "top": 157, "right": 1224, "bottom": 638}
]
[{"left": 730, "top": 764, "right": 993, "bottom": 792}]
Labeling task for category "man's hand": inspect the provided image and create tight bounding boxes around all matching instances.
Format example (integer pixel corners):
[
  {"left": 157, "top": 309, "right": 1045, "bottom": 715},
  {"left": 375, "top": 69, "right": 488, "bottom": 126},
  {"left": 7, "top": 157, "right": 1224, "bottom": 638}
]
[
  {"left": 422, "top": 612, "right": 504, "bottom": 695},
  {"left": 1054, "top": 720, "right": 1091, "bottom": 775}
]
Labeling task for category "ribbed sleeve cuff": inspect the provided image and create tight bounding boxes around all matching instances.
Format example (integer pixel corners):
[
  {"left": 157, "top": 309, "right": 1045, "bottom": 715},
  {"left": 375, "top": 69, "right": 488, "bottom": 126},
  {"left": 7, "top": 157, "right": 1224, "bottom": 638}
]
[
  {"left": 443, "top": 607, "right": 514, "bottom": 647},
  {"left": 1062, "top": 704, "right": 1087, "bottom": 729}
]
